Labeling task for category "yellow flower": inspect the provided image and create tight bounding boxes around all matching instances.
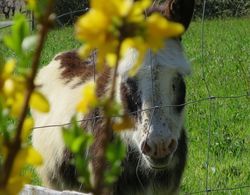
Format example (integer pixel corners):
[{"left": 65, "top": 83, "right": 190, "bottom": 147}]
[
  {"left": 12, "top": 147, "right": 43, "bottom": 176},
  {"left": 127, "top": 0, "right": 151, "bottom": 22},
  {"left": 129, "top": 50, "right": 146, "bottom": 76},
  {"left": 75, "top": 0, "right": 152, "bottom": 69},
  {"left": 0, "top": 147, "right": 42, "bottom": 195},
  {"left": 91, "top": 0, "right": 133, "bottom": 18},
  {"left": 21, "top": 117, "right": 34, "bottom": 141},
  {"left": 0, "top": 74, "right": 29, "bottom": 118},
  {"left": 1, "top": 176, "right": 28, "bottom": 195},
  {"left": 1, "top": 59, "right": 16, "bottom": 80},
  {"left": 3, "top": 78, "right": 15, "bottom": 96},
  {"left": 112, "top": 115, "right": 134, "bottom": 132},
  {"left": 12, "top": 75, "right": 26, "bottom": 92},
  {"left": 120, "top": 37, "right": 147, "bottom": 76},
  {"left": 24, "top": 147, "right": 43, "bottom": 166},
  {"left": 106, "top": 53, "right": 117, "bottom": 67},
  {"left": 75, "top": 0, "right": 184, "bottom": 76},
  {"left": 0, "top": 59, "right": 28, "bottom": 118},
  {"left": 146, "top": 13, "right": 184, "bottom": 50},
  {"left": 29, "top": 91, "right": 50, "bottom": 113},
  {"left": 78, "top": 44, "right": 93, "bottom": 59},
  {"left": 10, "top": 92, "right": 24, "bottom": 117},
  {"left": 75, "top": 10, "right": 109, "bottom": 45},
  {"left": 77, "top": 81, "right": 98, "bottom": 114},
  {"left": 27, "top": 0, "right": 37, "bottom": 10}
]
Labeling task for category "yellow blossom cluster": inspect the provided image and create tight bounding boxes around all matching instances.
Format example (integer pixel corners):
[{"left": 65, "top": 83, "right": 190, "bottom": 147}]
[
  {"left": 75, "top": 0, "right": 184, "bottom": 75},
  {"left": 27, "top": 0, "right": 37, "bottom": 10},
  {"left": 0, "top": 147, "right": 43, "bottom": 195},
  {"left": 77, "top": 81, "right": 98, "bottom": 114},
  {"left": 0, "top": 59, "right": 49, "bottom": 194},
  {"left": 0, "top": 59, "right": 50, "bottom": 117},
  {"left": 75, "top": 0, "right": 184, "bottom": 132}
]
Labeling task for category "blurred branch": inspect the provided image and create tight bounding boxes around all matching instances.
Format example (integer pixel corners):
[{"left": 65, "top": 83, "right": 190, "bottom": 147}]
[
  {"left": 0, "top": 0, "right": 55, "bottom": 187},
  {"left": 92, "top": 42, "right": 121, "bottom": 195}
]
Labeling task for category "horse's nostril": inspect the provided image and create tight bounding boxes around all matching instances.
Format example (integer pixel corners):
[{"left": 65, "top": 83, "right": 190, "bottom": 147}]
[
  {"left": 141, "top": 140, "right": 151, "bottom": 155},
  {"left": 141, "top": 138, "right": 177, "bottom": 159},
  {"left": 168, "top": 139, "right": 177, "bottom": 154}
]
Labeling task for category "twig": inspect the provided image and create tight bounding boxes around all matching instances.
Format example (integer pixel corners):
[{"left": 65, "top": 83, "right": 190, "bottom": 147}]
[
  {"left": 92, "top": 42, "right": 122, "bottom": 195},
  {"left": 0, "top": 0, "right": 55, "bottom": 187}
]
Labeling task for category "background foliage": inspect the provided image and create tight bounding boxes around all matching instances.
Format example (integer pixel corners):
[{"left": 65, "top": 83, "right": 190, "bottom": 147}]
[
  {"left": 54, "top": 0, "right": 89, "bottom": 25},
  {"left": 194, "top": 0, "right": 250, "bottom": 18},
  {"left": 1, "top": 0, "right": 250, "bottom": 22},
  {"left": 52, "top": 0, "right": 250, "bottom": 26}
]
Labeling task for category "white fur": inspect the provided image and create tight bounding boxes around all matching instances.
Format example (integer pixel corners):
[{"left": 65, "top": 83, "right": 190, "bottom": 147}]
[{"left": 32, "top": 57, "right": 86, "bottom": 186}]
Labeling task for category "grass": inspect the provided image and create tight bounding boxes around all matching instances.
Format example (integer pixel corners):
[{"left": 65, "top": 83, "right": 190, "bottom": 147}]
[
  {"left": 0, "top": 18, "right": 249, "bottom": 194},
  {"left": 182, "top": 18, "right": 250, "bottom": 194},
  {"left": 40, "top": 27, "right": 81, "bottom": 65}
]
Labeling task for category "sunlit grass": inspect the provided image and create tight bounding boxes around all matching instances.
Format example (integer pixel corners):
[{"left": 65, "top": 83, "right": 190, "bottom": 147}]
[{"left": 182, "top": 18, "right": 250, "bottom": 194}]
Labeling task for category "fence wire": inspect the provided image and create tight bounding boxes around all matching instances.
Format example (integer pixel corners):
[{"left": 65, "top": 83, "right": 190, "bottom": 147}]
[
  {"left": 200, "top": 0, "right": 212, "bottom": 194},
  {"left": 1, "top": 1, "right": 250, "bottom": 194},
  {"left": 32, "top": 94, "right": 249, "bottom": 130}
]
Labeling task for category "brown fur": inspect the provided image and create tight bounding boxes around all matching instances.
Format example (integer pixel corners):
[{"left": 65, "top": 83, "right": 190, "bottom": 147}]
[
  {"left": 55, "top": 51, "right": 95, "bottom": 83},
  {"left": 147, "top": 0, "right": 194, "bottom": 30}
]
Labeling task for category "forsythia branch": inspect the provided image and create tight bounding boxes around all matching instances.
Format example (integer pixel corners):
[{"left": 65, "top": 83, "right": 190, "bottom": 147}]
[
  {"left": 0, "top": 0, "right": 55, "bottom": 188},
  {"left": 92, "top": 42, "right": 122, "bottom": 195}
]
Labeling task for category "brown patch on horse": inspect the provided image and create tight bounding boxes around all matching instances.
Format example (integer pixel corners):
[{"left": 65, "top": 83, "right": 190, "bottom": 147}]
[
  {"left": 55, "top": 50, "right": 95, "bottom": 82},
  {"left": 55, "top": 50, "right": 112, "bottom": 93},
  {"left": 96, "top": 67, "right": 111, "bottom": 98}
]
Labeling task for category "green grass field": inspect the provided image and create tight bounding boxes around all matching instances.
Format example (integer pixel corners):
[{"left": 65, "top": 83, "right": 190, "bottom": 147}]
[
  {"left": 182, "top": 18, "right": 249, "bottom": 194},
  {"left": 0, "top": 18, "right": 249, "bottom": 194}
]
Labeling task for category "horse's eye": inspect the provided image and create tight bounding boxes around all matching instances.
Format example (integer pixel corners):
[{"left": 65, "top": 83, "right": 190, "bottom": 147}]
[
  {"left": 120, "top": 79, "right": 141, "bottom": 116},
  {"left": 172, "top": 75, "right": 186, "bottom": 113}
]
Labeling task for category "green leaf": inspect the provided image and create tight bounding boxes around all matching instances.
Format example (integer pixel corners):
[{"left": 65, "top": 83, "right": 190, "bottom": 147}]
[
  {"left": 104, "top": 100, "right": 122, "bottom": 117},
  {"left": 104, "top": 138, "right": 126, "bottom": 185},
  {"left": 62, "top": 128, "right": 75, "bottom": 148},
  {"left": 106, "top": 138, "right": 126, "bottom": 162},
  {"left": 3, "top": 36, "right": 17, "bottom": 52},
  {"left": 62, "top": 116, "right": 94, "bottom": 188},
  {"left": 3, "top": 14, "right": 29, "bottom": 55},
  {"left": 74, "top": 156, "right": 92, "bottom": 188},
  {"left": 71, "top": 137, "right": 84, "bottom": 153}
]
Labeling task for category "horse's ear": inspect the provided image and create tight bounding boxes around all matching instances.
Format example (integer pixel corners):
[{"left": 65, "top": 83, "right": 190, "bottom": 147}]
[
  {"left": 147, "top": 0, "right": 195, "bottom": 30},
  {"left": 164, "top": 0, "right": 195, "bottom": 30},
  {"left": 152, "top": 0, "right": 194, "bottom": 29}
]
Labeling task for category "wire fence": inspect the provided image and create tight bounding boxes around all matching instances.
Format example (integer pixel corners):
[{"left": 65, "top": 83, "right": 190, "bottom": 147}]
[
  {"left": 1, "top": 0, "right": 250, "bottom": 194},
  {"left": 0, "top": 8, "right": 87, "bottom": 30},
  {"left": 32, "top": 94, "right": 249, "bottom": 130}
]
